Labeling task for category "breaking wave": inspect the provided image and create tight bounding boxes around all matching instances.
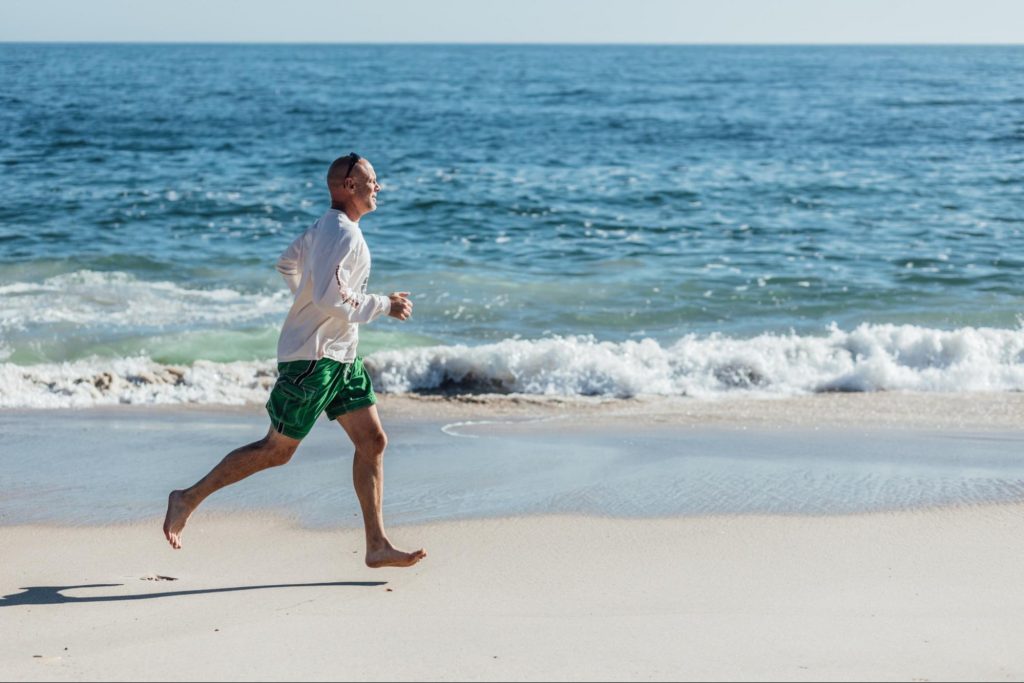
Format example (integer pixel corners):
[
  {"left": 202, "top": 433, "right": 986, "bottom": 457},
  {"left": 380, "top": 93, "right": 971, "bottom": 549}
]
[
  {"left": 369, "top": 324, "right": 1024, "bottom": 396},
  {"left": 2, "top": 324, "right": 1023, "bottom": 408}
]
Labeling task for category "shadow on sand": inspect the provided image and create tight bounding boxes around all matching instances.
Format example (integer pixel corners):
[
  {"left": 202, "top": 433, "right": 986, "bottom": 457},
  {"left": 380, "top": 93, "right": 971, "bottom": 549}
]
[{"left": 0, "top": 581, "right": 387, "bottom": 607}]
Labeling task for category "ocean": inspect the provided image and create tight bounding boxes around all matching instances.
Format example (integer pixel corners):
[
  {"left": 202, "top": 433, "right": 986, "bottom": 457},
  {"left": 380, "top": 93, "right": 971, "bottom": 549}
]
[{"left": 1, "top": 44, "right": 1023, "bottom": 407}]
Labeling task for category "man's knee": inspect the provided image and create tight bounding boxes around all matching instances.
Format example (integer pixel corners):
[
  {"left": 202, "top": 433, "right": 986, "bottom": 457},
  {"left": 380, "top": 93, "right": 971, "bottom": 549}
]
[
  {"left": 269, "top": 444, "right": 297, "bottom": 466},
  {"left": 260, "top": 434, "right": 299, "bottom": 466},
  {"left": 358, "top": 429, "right": 388, "bottom": 457}
]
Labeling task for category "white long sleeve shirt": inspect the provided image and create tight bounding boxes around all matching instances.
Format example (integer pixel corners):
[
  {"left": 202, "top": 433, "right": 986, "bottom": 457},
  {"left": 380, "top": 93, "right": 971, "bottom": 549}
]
[{"left": 274, "top": 209, "right": 391, "bottom": 363}]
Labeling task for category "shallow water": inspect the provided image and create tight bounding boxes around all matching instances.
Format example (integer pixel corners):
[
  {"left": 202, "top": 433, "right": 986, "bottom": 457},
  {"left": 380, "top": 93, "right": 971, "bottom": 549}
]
[{"left": 2, "top": 408, "right": 1022, "bottom": 526}]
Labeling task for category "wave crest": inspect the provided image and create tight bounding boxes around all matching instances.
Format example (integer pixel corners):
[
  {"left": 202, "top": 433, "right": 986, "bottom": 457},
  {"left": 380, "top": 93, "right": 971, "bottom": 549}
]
[
  {"left": 2, "top": 324, "right": 1023, "bottom": 408},
  {"left": 367, "top": 324, "right": 1024, "bottom": 397}
]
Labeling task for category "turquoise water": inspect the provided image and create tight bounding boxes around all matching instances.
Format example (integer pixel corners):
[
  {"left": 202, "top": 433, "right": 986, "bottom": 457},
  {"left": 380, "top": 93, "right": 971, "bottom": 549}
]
[{"left": 1, "top": 45, "right": 1022, "bottom": 403}]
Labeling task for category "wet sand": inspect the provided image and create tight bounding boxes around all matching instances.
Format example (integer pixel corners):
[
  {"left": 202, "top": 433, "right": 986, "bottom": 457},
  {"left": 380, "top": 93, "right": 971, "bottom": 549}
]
[
  {"left": 1, "top": 391, "right": 1023, "bottom": 680},
  {"left": 2, "top": 392, "right": 1023, "bottom": 527}
]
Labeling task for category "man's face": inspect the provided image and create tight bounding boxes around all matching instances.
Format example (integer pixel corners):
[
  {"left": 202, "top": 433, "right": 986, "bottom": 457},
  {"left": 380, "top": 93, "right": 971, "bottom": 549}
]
[{"left": 350, "top": 160, "right": 381, "bottom": 214}]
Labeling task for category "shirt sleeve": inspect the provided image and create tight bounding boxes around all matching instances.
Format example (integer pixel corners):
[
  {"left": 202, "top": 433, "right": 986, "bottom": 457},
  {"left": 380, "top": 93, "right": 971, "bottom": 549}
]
[
  {"left": 311, "top": 230, "right": 391, "bottom": 324},
  {"left": 275, "top": 231, "right": 305, "bottom": 295}
]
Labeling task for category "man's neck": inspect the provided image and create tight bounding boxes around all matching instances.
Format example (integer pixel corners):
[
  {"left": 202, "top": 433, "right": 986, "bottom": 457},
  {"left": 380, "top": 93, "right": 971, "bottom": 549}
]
[{"left": 330, "top": 201, "right": 362, "bottom": 223}]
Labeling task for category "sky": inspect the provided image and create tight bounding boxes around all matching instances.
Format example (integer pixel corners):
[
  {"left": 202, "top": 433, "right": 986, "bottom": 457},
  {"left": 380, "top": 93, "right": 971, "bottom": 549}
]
[{"left": 2, "top": 0, "right": 1023, "bottom": 44}]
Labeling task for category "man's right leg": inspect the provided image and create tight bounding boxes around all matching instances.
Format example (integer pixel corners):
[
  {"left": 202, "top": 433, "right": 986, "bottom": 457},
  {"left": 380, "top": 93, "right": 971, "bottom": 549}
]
[
  {"left": 163, "top": 427, "right": 300, "bottom": 549},
  {"left": 336, "top": 405, "right": 426, "bottom": 568}
]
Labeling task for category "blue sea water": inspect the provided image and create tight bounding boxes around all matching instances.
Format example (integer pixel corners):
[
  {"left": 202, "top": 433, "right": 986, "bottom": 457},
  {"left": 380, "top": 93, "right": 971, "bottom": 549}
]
[{"left": 1, "top": 44, "right": 1022, "bottom": 405}]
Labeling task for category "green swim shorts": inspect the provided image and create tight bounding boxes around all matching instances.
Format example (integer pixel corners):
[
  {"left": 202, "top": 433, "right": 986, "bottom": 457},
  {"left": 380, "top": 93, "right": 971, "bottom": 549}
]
[{"left": 266, "top": 356, "right": 376, "bottom": 440}]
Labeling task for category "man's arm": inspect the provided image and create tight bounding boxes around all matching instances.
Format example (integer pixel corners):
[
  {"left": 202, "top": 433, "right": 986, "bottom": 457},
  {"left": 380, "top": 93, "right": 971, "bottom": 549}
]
[
  {"left": 276, "top": 232, "right": 305, "bottom": 295},
  {"left": 311, "top": 232, "right": 392, "bottom": 324}
]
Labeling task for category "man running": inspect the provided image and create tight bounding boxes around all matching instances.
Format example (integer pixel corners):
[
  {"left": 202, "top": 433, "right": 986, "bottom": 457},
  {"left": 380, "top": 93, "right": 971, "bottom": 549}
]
[{"left": 163, "top": 153, "right": 426, "bottom": 569}]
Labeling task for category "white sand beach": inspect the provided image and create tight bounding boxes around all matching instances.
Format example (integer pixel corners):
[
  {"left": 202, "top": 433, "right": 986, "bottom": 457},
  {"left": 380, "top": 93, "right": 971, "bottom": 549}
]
[
  {"left": 2, "top": 392, "right": 1024, "bottom": 681},
  {"left": 3, "top": 506, "right": 1024, "bottom": 682}
]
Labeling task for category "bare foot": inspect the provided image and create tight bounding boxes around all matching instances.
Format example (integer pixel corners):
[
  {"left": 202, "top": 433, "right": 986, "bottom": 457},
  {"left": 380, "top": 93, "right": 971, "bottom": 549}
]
[
  {"left": 366, "top": 544, "right": 427, "bottom": 569},
  {"left": 163, "top": 490, "right": 194, "bottom": 550}
]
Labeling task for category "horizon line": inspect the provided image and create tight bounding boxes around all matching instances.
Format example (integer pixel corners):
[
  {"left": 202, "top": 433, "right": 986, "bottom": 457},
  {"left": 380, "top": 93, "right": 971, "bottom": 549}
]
[{"left": 2, "top": 40, "right": 1023, "bottom": 47}]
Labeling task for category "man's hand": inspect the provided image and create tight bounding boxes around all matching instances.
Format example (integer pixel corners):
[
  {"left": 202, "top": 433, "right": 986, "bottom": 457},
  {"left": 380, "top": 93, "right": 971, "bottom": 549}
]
[{"left": 388, "top": 292, "right": 413, "bottom": 321}]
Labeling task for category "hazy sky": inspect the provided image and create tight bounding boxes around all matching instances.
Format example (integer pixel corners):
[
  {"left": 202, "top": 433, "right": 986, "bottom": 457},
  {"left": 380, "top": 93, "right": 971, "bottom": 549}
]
[{"left": 3, "top": 0, "right": 1023, "bottom": 44}]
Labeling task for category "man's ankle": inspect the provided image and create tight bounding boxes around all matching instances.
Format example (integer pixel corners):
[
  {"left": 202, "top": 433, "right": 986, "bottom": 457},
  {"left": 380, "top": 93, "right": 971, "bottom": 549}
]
[
  {"left": 366, "top": 537, "right": 391, "bottom": 552},
  {"left": 175, "top": 488, "right": 200, "bottom": 508}
]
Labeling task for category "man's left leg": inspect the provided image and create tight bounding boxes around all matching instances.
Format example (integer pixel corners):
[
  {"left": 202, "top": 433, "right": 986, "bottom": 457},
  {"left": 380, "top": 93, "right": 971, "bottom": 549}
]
[{"left": 336, "top": 404, "right": 427, "bottom": 568}]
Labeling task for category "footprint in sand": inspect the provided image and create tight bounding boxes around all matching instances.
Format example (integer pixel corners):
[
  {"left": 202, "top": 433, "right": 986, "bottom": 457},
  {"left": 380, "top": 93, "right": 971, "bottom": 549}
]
[{"left": 140, "top": 574, "right": 178, "bottom": 581}]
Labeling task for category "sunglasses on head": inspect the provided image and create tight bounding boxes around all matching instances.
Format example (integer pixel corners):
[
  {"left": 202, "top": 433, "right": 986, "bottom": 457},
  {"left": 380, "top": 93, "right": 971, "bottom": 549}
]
[{"left": 342, "top": 152, "right": 361, "bottom": 179}]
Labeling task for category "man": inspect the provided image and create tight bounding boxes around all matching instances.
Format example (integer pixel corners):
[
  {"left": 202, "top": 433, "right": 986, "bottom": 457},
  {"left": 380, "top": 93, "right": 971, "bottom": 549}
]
[{"left": 163, "top": 153, "right": 426, "bottom": 569}]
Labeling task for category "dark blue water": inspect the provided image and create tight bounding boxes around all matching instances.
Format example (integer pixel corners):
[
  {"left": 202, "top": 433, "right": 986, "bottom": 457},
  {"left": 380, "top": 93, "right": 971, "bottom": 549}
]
[{"left": 1, "top": 45, "right": 1023, "bottom": 404}]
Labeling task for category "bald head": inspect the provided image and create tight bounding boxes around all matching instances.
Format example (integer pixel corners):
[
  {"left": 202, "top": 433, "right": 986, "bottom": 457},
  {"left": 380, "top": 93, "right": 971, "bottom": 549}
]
[
  {"left": 327, "top": 154, "right": 371, "bottom": 198},
  {"left": 326, "top": 153, "right": 381, "bottom": 221}
]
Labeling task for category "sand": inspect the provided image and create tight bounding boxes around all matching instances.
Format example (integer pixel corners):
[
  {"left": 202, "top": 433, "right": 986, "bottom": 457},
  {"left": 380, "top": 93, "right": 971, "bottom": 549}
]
[
  {"left": 2, "top": 507, "right": 1024, "bottom": 681},
  {"left": 380, "top": 390, "right": 1024, "bottom": 429},
  {"left": 2, "top": 392, "right": 1024, "bottom": 680}
]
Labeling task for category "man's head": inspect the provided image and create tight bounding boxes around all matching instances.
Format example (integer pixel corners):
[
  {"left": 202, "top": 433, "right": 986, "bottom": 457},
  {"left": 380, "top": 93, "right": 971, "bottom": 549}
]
[{"left": 327, "top": 153, "right": 380, "bottom": 220}]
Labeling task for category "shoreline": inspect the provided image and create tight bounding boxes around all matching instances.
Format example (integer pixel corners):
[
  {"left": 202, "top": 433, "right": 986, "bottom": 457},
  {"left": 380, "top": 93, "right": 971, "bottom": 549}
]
[
  {"left": 2, "top": 389, "right": 1023, "bottom": 429},
  {"left": 2, "top": 391, "right": 1023, "bottom": 529},
  {"left": 2, "top": 392, "right": 1022, "bottom": 529},
  {"left": 3, "top": 492, "right": 1023, "bottom": 533}
]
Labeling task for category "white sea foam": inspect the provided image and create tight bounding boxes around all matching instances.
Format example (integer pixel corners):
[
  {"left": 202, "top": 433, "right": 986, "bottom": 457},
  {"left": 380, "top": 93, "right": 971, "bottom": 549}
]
[
  {"left": 0, "top": 270, "right": 290, "bottom": 332},
  {"left": 367, "top": 324, "right": 1024, "bottom": 397},
  {"left": 2, "top": 324, "right": 1023, "bottom": 408},
  {"left": 0, "top": 357, "right": 277, "bottom": 408}
]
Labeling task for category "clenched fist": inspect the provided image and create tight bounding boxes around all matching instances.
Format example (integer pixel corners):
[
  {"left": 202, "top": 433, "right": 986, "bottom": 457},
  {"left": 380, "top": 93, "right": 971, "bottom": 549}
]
[{"left": 388, "top": 292, "right": 413, "bottom": 321}]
